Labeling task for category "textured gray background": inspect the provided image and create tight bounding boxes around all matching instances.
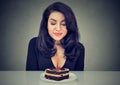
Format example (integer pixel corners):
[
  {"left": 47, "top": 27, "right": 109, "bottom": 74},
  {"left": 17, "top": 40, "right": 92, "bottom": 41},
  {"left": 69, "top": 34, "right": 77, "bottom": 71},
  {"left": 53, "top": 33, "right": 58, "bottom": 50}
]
[{"left": 0, "top": 0, "right": 120, "bottom": 71}]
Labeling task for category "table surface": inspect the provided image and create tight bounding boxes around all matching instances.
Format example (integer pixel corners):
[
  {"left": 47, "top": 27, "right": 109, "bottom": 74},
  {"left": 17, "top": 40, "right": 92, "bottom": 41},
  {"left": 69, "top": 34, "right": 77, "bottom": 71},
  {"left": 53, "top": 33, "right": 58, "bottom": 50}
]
[{"left": 0, "top": 71, "right": 120, "bottom": 85}]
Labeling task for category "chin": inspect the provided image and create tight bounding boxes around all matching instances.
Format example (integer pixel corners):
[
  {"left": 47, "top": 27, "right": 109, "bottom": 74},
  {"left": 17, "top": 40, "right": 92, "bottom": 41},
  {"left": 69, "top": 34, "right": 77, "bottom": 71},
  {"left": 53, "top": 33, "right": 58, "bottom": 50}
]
[
  {"left": 54, "top": 38, "right": 62, "bottom": 41},
  {"left": 54, "top": 39, "right": 61, "bottom": 41},
  {"left": 53, "top": 36, "right": 65, "bottom": 41}
]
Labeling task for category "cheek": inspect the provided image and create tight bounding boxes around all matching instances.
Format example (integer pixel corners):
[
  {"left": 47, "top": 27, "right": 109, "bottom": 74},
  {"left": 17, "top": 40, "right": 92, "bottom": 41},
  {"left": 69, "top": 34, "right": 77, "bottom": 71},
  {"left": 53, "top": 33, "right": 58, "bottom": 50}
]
[
  {"left": 47, "top": 24, "right": 52, "bottom": 32},
  {"left": 47, "top": 26, "right": 54, "bottom": 36},
  {"left": 48, "top": 23, "right": 54, "bottom": 30},
  {"left": 64, "top": 29, "right": 68, "bottom": 35},
  {"left": 48, "top": 28, "right": 52, "bottom": 35}
]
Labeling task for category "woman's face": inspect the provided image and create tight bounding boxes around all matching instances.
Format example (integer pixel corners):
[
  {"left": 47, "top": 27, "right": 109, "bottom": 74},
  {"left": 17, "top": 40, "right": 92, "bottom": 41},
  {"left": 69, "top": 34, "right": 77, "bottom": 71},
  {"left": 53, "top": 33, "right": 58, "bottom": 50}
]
[{"left": 48, "top": 11, "right": 67, "bottom": 41}]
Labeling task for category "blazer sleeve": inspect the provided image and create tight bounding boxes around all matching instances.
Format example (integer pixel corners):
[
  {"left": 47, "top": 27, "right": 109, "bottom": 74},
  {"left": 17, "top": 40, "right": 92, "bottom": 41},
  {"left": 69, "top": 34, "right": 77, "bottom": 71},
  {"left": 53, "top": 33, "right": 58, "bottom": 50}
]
[
  {"left": 26, "top": 37, "right": 39, "bottom": 71},
  {"left": 75, "top": 43, "right": 85, "bottom": 71}
]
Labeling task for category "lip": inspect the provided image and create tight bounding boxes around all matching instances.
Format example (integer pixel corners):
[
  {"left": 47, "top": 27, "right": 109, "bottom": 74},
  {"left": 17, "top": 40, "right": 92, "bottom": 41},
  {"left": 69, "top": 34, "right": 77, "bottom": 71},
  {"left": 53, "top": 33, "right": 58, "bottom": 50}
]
[{"left": 53, "top": 33, "right": 62, "bottom": 36}]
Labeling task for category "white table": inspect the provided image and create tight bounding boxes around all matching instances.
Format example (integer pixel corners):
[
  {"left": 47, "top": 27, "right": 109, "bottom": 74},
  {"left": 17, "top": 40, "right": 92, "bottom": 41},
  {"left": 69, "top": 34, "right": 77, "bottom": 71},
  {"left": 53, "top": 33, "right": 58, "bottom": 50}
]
[{"left": 0, "top": 71, "right": 120, "bottom": 85}]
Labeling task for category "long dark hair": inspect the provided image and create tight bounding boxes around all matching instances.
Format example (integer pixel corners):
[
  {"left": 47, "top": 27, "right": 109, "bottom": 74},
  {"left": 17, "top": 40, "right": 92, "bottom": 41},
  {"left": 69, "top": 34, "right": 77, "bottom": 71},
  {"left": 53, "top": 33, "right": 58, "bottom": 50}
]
[{"left": 37, "top": 2, "right": 81, "bottom": 60}]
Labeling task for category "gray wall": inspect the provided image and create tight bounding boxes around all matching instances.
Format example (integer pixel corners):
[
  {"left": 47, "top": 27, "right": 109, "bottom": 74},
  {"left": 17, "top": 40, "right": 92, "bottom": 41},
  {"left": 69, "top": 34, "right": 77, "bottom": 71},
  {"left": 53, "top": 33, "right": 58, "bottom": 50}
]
[{"left": 0, "top": 0, "right": 120, "bottom": 71}]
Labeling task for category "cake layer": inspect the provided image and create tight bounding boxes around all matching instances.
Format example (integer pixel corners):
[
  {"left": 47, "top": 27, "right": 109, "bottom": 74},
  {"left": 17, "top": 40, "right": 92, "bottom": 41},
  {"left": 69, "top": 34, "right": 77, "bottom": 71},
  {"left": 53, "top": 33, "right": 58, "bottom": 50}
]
[
  {"left": 45, "top": 72, "right": 69, "bottom": 77},
  {"left": 45, "top": 68, "right": 69, "bottom": 74},
  {"left": 45, "top": 75, "right": 69, "bottom": 81}
]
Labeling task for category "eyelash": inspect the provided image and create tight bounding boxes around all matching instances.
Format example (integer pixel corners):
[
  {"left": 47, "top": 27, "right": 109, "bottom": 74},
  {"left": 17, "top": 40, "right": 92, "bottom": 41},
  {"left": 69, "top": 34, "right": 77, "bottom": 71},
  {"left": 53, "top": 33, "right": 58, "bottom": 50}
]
[
  {"left": 61, "top": 23, "right": 66, "bottom": 26},
  {"left": 51, "top": 23, "right": 56, "bottom": 25},
  {"left": 50, "top": 23, "right": 66, "bottom": 26}
]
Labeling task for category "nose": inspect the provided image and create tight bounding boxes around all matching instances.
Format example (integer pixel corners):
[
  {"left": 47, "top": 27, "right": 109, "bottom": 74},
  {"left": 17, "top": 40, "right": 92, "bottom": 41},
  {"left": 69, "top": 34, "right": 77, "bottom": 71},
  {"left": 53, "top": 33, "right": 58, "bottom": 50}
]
[{"left": 56, "top": 24, "right": 61, "bottom": 31}]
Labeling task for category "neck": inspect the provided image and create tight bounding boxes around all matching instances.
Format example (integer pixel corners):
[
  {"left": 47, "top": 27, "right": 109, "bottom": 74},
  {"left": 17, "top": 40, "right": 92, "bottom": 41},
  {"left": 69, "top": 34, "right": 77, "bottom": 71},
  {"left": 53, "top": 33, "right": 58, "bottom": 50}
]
[{"left": 55, "top": 41, "right": 60, "bottom": 45}]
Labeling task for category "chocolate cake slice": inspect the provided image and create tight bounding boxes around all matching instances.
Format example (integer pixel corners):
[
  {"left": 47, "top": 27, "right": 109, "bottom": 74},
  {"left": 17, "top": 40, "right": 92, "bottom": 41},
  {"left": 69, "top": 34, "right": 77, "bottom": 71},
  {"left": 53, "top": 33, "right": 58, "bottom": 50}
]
[{"left": 44, "top": 68, "right": 69, "bottom": 81}]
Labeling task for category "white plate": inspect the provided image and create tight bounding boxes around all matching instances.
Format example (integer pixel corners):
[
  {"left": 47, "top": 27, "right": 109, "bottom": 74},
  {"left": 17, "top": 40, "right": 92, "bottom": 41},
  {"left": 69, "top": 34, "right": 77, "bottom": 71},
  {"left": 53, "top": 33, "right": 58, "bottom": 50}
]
[{"left": 40, "top": 72, "right": 77, "bottom": 83}]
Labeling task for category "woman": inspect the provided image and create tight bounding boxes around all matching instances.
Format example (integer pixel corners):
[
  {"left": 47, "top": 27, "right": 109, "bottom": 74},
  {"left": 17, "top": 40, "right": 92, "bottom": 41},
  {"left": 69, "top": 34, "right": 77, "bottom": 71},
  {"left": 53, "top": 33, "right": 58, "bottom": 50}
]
[{"left": 26, "top": 2, "right": 85, "bottom": 71}]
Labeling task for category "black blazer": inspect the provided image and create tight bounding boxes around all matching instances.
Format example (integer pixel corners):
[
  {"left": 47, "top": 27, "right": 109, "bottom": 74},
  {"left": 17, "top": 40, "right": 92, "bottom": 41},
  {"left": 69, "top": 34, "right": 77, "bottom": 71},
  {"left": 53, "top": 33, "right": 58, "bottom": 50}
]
[{"left": 26, "top": 37, "right": 85, "bottom": 71}]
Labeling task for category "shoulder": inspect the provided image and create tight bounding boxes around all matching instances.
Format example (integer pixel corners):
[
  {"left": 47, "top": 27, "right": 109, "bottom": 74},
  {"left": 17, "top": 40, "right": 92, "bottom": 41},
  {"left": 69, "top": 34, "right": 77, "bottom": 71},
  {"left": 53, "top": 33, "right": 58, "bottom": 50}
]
[
  {"left": 68, "top": 42, "right": 84, "bottom": 50},
  {"left": 76, "top": 42, "right": 85, "bottom": 51},
  {"left": 65, "top": 42, "right": 85, "bottom": 54},
  {"left": 29, "top": 37, "right": 37, "bottom": 44},
  {"left": 29, "top": 37, "right": 37, "bottom": 43},
  {"left": 73, "top": 42, "right": 85, "bottom": 54},
  {"left": 28, "top": 37, "right": 38, "bottom": 48}
]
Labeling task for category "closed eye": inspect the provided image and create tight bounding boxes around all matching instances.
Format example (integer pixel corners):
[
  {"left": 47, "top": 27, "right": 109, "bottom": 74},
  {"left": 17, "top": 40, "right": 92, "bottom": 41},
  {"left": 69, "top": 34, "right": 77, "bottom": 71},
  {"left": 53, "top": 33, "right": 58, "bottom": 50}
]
[
  {"left": 51, "top": 23, "right": 56, "bottom": 25},
  {"left": 61, "top": 23, "right": 66, "bottom": 26},
  {"left": 61, "top": 21, "right": 66, "bottom": 26}
]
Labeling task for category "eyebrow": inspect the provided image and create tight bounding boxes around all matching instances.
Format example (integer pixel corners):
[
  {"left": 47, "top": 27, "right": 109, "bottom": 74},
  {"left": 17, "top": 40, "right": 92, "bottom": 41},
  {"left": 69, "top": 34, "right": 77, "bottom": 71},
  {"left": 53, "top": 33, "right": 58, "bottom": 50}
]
[
  {"left": 50, "top": 18, "right": 65, "bottom": 22},
  {"left": 50, "top": 18, "right": 56, "bottom": 22}
]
